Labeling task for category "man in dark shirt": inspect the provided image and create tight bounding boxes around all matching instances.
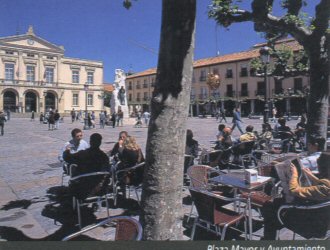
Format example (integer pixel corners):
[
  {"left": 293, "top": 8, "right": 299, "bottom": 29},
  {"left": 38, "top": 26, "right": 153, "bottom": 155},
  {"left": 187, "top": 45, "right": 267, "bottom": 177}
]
[{"left": 63, "top": 133, "right": 109, "bottom": 177}]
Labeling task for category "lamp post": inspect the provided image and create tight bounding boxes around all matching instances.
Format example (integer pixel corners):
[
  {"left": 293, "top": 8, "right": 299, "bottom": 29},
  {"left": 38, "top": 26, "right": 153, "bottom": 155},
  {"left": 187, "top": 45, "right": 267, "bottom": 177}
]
[
  {"left": 259, "top": 46, "right": 270, "bottom": 124},
  {"left": 43, "top": 90, "right": 47, "bottom": 114},
  {"left": 83, "top": 83, "right": 89, "bottom": 130}
]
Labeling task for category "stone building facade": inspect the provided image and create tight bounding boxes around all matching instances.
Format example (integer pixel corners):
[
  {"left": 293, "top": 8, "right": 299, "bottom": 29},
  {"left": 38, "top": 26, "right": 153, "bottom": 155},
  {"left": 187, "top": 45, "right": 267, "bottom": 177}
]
[
  {"left": 126, "top": 39, "right": 309, "bottom": 117},
  {"left": 0, "top": 26, "right": 104, "bottom": 115}
]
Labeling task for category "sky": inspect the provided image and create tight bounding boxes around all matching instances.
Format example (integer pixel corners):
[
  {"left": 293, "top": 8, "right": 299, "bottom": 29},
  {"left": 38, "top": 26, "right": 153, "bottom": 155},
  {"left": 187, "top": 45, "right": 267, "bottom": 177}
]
[{"left": 0, "top": 0, "right": 318, "bottom": 83}]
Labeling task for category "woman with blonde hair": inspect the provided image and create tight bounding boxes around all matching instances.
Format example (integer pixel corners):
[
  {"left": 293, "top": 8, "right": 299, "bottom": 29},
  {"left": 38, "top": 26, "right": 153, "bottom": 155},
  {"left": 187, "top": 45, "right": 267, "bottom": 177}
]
[{"left": 117, "top": 136, "right": 145, "bottom": 189}]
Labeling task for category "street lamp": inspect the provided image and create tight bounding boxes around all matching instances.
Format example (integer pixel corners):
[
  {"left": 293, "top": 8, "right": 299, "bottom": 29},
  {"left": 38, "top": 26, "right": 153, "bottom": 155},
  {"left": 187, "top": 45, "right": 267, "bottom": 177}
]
[
  {"left": 83, "top": 83, "right": 89, "bottom": 130},
  {"left": 259, "top": 46, "right": 270, "bottom": 124},
  {"left": 43, "top": 90, "right": 47, "bottom": 114}
]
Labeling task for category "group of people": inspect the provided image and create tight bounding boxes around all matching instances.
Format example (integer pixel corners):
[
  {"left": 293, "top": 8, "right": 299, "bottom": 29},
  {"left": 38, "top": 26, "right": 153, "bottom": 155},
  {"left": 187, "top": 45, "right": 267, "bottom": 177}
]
[
  {"left": 39, "top": 109, "right": 61, "bottom": 130},
  {"left": 185, "top": 111, "right": 330, "bottom": 240},
  {"left": 59, "top": 128, "right": 145, "bottom": 198}
]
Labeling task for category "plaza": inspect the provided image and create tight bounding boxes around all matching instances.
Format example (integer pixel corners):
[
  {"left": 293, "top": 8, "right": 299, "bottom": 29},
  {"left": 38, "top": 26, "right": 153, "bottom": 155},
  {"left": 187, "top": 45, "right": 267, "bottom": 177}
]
[{"left": 0, "top": 116, "right": 305, "bottom": 241}]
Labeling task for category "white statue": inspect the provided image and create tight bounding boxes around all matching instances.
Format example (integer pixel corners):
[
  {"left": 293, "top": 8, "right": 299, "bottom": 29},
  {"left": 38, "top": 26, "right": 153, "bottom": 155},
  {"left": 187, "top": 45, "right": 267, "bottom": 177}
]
[{"left": 111, "top": 69, "right": 129, "bottom": 118}]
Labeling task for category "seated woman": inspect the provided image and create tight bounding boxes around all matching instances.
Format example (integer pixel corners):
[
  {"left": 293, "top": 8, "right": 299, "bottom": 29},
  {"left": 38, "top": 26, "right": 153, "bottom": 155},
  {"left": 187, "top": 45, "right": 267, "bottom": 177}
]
[
  {"left": 261, "top": 151, "right": 330, "bottom": 240},
  {"left": 116, "top": 136, "right": 145, "bottom": 189},
  {"left": 215, "top": 127, "right": 237, "bottom": 150},
  {"left": 184, "top": 129, "right": 199, "bottom": 173}
]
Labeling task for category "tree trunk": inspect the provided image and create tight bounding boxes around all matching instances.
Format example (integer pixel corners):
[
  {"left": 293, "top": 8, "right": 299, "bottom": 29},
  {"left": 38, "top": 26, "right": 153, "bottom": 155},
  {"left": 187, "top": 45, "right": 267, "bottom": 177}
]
[
  {"left": 140, "top": 0, "right": 196, "bottom": 240},
  {"left": 306, "top": 37, "right": 329, "bottom": 148}
]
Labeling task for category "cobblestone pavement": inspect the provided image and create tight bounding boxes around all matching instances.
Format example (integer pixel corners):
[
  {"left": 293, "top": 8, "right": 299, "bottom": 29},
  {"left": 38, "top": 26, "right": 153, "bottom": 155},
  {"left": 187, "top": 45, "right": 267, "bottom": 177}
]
[{"left": 0, "top": 116, "right": 302, "bottom": 241}]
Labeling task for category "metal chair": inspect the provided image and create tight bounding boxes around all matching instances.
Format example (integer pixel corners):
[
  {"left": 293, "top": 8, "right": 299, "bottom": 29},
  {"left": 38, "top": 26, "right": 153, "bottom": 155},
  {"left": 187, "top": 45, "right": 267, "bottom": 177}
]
[
  {"left": 112, "top": 162, "right": 145, "bottom": 206},
  {"left": 231, "top": 141, "right": 257, "bottom": 169},
  {"left": 277, "top": 200, "right": 330, "bottom": 239},
  {"left": 186, "top": 165, "right": 229, "bottom": 223},
  {"left": 189, "top": 188, "right": 247, "bottom": 240},
  {"left": 69, "top": 171, "right": 111, "bottom": 229},
  {"left": 62, "top": 216, "right": 143, "bottom": 241}
]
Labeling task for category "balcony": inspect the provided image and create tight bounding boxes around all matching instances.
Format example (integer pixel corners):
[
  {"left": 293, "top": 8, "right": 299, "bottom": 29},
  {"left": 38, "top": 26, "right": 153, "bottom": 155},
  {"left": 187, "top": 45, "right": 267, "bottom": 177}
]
[
  {"left": 255, "top": 90, "right": 265, "bottom": 96},
  {"left": 225, "top": 91, "right": 235, "bottom": 97},
  {"left": 0, "top": 78, "right": 51, "bottom": 86},
  {"left": 240, "top": 90, "right": 249, "bottom": 97}
]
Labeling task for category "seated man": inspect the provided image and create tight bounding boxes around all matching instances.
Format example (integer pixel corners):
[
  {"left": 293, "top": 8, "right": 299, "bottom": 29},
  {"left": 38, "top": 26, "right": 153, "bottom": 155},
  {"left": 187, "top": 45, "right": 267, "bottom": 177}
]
[
  {"left": 261, "top": 152, "right": 330, "bottom": 240},
  {"left": 300, "top": 136, "right": 325, "bottom": 171},
  {"left": 239, "top": 125, "right": 257, "bottom": 142},
  {"left": 63, "top": 133, "right": 110, "bottom": 177},
  {"left": 59, "top": 128, "right": 89, "bottom": 173}
]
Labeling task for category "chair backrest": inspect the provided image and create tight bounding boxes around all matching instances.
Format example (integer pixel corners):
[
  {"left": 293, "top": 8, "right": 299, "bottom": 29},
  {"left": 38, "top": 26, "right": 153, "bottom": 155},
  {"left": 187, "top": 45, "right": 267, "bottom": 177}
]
[
  {"left": 232, "top": 141, "right": 255, "bottom": 156},
  {"left": 115, "top": 162, "right": 145, "bottom": 186},
  {"left": 187, "top": 165, "right": 213, "bottom": 189},
  {"left": 62, "top": 216, "right": 143, "bottom": 241},
  {"left": 277, "top": 201, "right": 330, "bottom": 239},
  {"left": 189, "top": 188, "right": 214, "bottom": 222},
  {"left": 69, "top": 171, "right": 111, "bottom": 200}
]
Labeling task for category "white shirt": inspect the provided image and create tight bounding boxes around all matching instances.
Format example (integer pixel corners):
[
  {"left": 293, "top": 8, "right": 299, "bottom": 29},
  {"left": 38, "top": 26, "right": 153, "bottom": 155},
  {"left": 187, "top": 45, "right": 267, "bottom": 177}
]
[
  {"left": 58, "top": 139, "right": 89, "bottom": 161},
  {"left": 300, "top": 151, "right": 321, "bottom": 171}
]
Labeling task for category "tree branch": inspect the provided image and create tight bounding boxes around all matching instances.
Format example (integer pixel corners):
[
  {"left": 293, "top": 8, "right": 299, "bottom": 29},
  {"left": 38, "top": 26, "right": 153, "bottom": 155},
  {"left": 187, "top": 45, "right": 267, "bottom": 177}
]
[{"left": 311, "top": 0, "right": 330, "bottom": 39}]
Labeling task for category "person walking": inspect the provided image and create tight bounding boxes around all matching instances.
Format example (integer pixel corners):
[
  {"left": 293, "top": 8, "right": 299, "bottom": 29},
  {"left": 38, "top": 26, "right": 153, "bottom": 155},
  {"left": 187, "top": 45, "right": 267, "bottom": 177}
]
[
  {"left": 99, "top": 111, "right": 106, "bottom": 129},
  {"left": 117, "top": 109, "right": 124, "bottom": 127},
  {"left": 48, "top": 109, "right": 55, "bottom": 130},
  {"left": 142, "top": 111, "right": 151, "bottom": 126},
  {"left": 6, "top": 109, "right": 10, "bottom": 121},
  {"left": 231, "top": 108, "right": 244, "bottom": 134},
  {"left": 0, "top": 111, "right": 7, "bottom": 136},
  {"left": 39, "top": 112, "right": 44, "bottom": 124},
  {"left": 71, "top": 108, "right": 75, "bottom": 123},
  {"left": 30, "top": 111, "right": 35, "bottom": 121},
  {"left": 111, "top": 112, "right": 116, "bottom": 128},
  {"left": 54, "top": 110, "right": 60, "bottom": 129},
  {"left": 219, "top": 108, "right": 227, "bottom": 123}
]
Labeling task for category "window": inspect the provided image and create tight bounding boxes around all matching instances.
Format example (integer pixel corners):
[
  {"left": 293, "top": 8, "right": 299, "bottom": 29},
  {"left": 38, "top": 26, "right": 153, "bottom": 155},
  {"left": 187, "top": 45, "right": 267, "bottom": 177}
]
[
  {"left": 143, "top": 92, "right": 149, "bottom": 100},
  {"left": 226, "top": 85, "right": 233, "bottom": 97},
  {"left": 87, "top": 72, "right": 94, "bottom": 84},
  {"left": 199, "top": 70, "right": 206, "bottom": 81},
  {"left": 129, "top": 94, "right": 132, "bottom": 101},
  {"left": 213, "top": 68, "right": 219, "bottom": 75},
  {"left": 72, "top": 70, "right": 79, "bottom": 83},
  {"left": 26, "top": 65, "right": 35, "bottom": 83},
  {"left": 241, "top": 83, "right": 248, "bottom": 96},
  {"left": 240, "top": 65, "right": 248, "bottom": 77},
  {"left": 143, "top": 79, "right": 148, "bottom": 88},
  {"left": 27, "top": 53, "right": 35, "bottom": 58},
  {"left": 136, "top": 93, "right": 141, "bottom": 101},
  {"left": 47, "top": 56, "right": 54, "bottom": 60},
  {"left": 151, "top": 78, "right": 155, "bottom": 87},
  {"left": 226, "top": 68, "right": 233, "bottom": 78},
  {"left": 192, "top": 72, "right": 196, "bottom": 83},
  {"left": 5, "top": 51, "right": 14, "bottom": 55},
  {"left": 72, "top": 93, "right": 79, "bottom": 106},
  {"left": 128, "top": 81, "right": 132, "bottom": 90},
  {"left": 87, "top": 94, "right": 93, "bottom": 106},
  {"left": 136, "top": 80, "right": 141, "bottom": 89},
  {"left": 45, "top": 67, "right": 54, "bottom": 83},
  {"left": 199, "top": 87, "right": 208, "bottom": 99},
  {"left": 5, "top": 63, "right": 14, "bottom": 81}
]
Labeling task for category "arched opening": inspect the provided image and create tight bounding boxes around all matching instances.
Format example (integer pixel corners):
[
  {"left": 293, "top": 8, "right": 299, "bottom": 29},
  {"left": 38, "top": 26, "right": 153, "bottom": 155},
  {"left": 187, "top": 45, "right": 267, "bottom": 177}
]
[
  {"left": 45, "top": 92, "right": 56, "bottom": 112},
  {"left": 3, "top": 90, "right": 17, "bottom": 112},
  {"left": 25, "top": 92, "right": 37, "bottom": 112}
]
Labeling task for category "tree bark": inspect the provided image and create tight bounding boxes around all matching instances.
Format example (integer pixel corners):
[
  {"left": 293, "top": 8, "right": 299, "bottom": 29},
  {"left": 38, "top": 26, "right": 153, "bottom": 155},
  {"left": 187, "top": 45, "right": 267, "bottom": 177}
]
[{"left": 140, "top": 0, "right": 196, "bottom": 240}]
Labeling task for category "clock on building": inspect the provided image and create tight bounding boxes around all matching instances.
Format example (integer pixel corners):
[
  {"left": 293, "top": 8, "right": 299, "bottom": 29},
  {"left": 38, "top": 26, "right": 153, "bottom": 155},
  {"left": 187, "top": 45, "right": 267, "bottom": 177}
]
[{"left": 27, "top": 39, "right": 34, "bottom": 45}]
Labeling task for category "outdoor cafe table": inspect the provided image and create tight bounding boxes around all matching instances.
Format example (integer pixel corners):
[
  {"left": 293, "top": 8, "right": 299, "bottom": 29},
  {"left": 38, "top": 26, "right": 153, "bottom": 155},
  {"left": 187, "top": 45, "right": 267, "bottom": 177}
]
[{"left": 209, "top": 172, "right": 273, "bottom": 240}]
